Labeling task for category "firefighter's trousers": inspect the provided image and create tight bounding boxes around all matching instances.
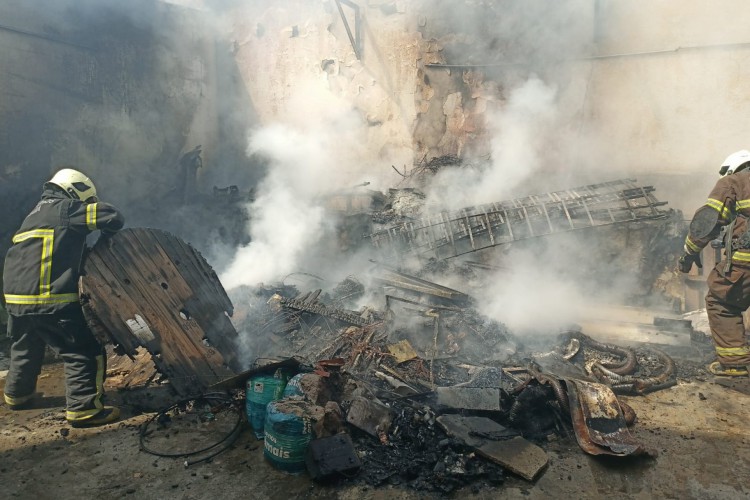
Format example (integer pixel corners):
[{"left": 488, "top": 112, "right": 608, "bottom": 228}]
[
  {"left": 706, "top": 261, "right": 750, "bottom": 366},
  {"left": 4, "top": 308, "right": 107, "bottom": 420}
]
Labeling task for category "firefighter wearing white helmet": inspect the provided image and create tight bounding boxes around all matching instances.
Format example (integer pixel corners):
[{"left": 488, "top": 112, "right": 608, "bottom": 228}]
[
  {"left": 680, "top": 150, "right": 750, "bottom": 377},
  {"left": 46, "top": 167, "right": 98, "bottom": 202},
  {"left": 2, "top": 166, "right": 124, "bottom": 426}
]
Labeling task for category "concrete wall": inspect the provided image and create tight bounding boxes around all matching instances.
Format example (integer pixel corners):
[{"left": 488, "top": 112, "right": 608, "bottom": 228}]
[
  {"left": 2, "top": 1, "right": 747, "bottom": 212},
  {"left": 586, "top": 1, "right": 750, "bottom": 213},
  {"left": 219, "top": 1, "right": 750, "bottom": 214},
  {"left": 4, "top": 1, "right": 744, "bottom": 228},
  {"left": 224, "top": 0, "right": 422, "bottom": 184}
]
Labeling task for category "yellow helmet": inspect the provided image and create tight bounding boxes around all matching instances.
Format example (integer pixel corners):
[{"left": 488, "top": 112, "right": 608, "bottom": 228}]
[{"left": 47, "top": 168, "right": 97, "bottom": 202}]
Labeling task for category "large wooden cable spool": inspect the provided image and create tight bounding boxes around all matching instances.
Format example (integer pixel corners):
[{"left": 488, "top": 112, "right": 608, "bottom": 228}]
[{"left": 79, "top": 228, "right": 242, "bottom": 396}]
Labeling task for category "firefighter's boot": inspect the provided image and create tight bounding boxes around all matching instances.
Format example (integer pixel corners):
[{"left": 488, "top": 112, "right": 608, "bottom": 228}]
[
  {"left": 708, "top": 361, "right": 749, "bottom": 377},
  {"left": 68, "top": 406, "right": 121, "bottom": 428},
  {"left": 3, "top": 392, "right": 40, "bottom": 410}
]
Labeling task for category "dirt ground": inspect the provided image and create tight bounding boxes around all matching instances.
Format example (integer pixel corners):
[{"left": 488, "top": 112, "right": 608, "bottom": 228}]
[{"left": 2, "top": 342, "right": 750, "bottom": 500}]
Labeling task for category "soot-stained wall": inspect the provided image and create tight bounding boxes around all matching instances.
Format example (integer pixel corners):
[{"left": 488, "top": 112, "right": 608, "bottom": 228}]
[{"left": 0, "top": 0, "right": 259, "bottom": 292}]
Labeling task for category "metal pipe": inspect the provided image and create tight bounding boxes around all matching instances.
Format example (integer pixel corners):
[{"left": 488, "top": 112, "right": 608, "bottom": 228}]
[
  {"left": 334, "top": 0, "right": 360, "bottom": 60},
  {"left": 425, "top": 41, "right": 750, "bottom": 69}
]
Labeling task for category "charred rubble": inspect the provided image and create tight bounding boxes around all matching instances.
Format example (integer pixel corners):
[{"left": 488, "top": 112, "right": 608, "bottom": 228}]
[
  {"left": 217, "top": 267, "right": 702, "bottom": 491},
  {"left": 79, "top": 177, "right": 706, "bottom": 492}
]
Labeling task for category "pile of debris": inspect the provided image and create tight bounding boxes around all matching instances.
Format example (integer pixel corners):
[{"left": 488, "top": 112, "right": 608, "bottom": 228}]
[
  {"left": 78, "top": 192, "right": 699, "bottom": 492},
  {"left": 217, "top": 270, "right": 679, "bottom": 492}
]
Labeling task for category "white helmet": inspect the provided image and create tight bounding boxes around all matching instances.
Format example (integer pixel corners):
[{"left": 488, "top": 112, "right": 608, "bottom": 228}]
[
  {"left": 719, "top": 150, "right": 750, "bottom": 176},
  {"left": 47, "top": 168, "right": 98, "bottom": 202}
]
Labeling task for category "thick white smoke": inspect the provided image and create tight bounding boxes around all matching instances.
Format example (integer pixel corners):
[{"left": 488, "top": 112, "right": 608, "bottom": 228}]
[
  {"left": 423, "top": 77, "right": 558, "bottom": 211},
  {"left": 220, "top": 124, "right": 328, "bottom": 287},
  {"left": 476, "top": 251, "right": 586, "bottom": 333},
  {"left": 220, "top": 77, "right": 373, "bottom": 289},
  {"left": 218, "top": 1, "right": 663, "bottom": 343},
  {"left": 415, "top": 72, "right": 645, "bottom": 336}
]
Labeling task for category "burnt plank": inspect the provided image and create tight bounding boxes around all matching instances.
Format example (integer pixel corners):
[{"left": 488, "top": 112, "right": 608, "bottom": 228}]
[
  {"left": 106, "top": 348, "right": 159, "bottom": 389},
  {"left": 437, "top": 414, "right": 548, "bottom": 481}
]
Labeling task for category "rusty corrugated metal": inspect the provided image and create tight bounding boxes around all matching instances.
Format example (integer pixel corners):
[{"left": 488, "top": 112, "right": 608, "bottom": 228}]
[
  {"left": 80, "top": 228, "right": 240, "bottom": 396},
  {"left": 565, "top": 378, "right": 655, "bottom": 457}
]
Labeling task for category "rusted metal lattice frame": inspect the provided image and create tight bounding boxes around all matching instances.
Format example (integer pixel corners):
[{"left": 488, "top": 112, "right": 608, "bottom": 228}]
[{"left": 370, "top": 179, "right": 669, "bottom": 260}]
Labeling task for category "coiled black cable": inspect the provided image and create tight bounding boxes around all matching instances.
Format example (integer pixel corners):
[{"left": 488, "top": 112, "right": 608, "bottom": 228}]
[{"left": 139, "top": 392, "right": 244, "bottom": 467}]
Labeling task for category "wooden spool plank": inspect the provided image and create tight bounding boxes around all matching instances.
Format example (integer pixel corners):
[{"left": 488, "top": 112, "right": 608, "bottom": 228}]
[
  {"left": 85, "top": 234, "right": 219, "bottom": 388},
  {"left": 125, "top": 229, "right": 240, "bottom": 369},
  {"left": 80, "top": 228, "right": 240, "bottom": 396},
  {"left": 155, "top": 230, "right": 234, "bottom": 314},
  {"left": 88, "top": 229, "right": 234, "bottom": 390},
  {"left": 148, "top": 230, "right": 239, "bottom": 365},
  {"left": 99, "top": 234, "right": 218, "bottom": 378},
  {"left": 112, "top": 232, "right": 224, "bottom": 359}
]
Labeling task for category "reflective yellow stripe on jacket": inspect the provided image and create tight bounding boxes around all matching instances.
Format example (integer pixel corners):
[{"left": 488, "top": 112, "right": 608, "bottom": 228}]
[
  {"left": 685, "top": 236, "right": 701, "bottom": 254},
  {"left": 4, "top": 293, "right": 79, "bottom": 304},
  {"left": 705, "top": 198, "right": 731, "bottom": 220},
  {"left": 4, "top": 228, "right": 78, "bottom": 306},
  {"left": 86, "top": 203, "right": 98, "bottom": 230}
]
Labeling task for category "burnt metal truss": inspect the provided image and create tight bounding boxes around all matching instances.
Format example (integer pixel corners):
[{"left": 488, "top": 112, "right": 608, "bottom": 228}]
[
  {"left": 279, "top": 291, "right": 374, "bottom": 327},
  {"left": 368, "top": 178, "right": 670, "bottom": 261}
]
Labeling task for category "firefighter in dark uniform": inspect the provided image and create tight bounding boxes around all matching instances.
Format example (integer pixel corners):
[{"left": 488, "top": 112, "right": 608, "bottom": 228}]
[
  {"left": 3, "top": 168, "right": 124, "bottom": 426},
  {"left": 680, "top": 150, "right": 750, "bottom": 377}
]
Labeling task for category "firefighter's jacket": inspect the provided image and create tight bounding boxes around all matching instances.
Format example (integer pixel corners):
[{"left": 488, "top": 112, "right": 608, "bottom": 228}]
[
  {"left": 685, "top": 169, "right": 750, "bottom": 266},
  {"left": 3, "top": 189, "right": 124, "bottom": 315}
]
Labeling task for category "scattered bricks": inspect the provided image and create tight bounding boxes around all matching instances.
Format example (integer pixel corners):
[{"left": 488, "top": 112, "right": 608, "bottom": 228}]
[
  {"left": 322, "top": 402, "right": 345, "bottom": 436},
  {"left": 435, "top": 387, "right": 501, "bottom": 411},
  {"left": 305, "top": 433, "right": 361, "bottom": 481}
]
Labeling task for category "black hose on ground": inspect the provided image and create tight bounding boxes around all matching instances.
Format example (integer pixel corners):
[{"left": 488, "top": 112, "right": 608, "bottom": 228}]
[
  {"left": 139, "top": 392, "right": 244, "bottom": 467},
  {"left": 567, "top": 331, "right": 637, "bottom": 375}
]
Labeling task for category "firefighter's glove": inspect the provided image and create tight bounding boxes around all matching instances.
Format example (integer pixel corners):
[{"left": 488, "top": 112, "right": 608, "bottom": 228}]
[
  {"left": 99, "top": 230, "right": 117, "bottom": 249},
  {"left": 678, "top": 252, "right": 702, "bottom": 273}
]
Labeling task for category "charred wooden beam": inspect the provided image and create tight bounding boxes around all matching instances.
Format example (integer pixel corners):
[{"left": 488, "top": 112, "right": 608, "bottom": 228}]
[{"left": 374, "top": 266, "right": 471, "bottom": 307}]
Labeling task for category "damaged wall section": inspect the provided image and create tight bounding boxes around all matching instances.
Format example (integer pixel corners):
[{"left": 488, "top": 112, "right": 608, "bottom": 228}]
[{"left": 0, "top": 0, "right": 258, "bottom": 280}]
